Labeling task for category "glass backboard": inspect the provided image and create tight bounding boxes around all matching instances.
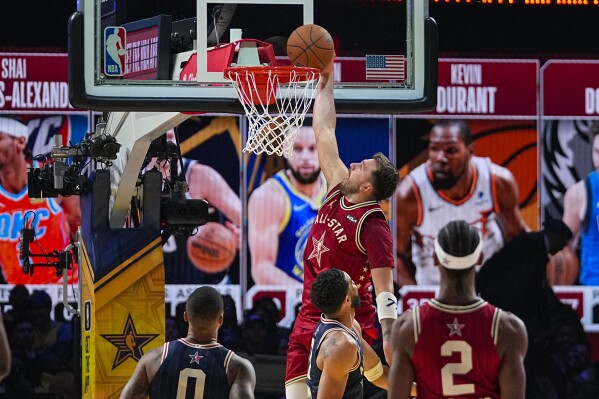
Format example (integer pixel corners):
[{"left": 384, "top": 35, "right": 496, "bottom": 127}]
[{"left": 69, "top": 0, "right": 437, "bottom": 113}]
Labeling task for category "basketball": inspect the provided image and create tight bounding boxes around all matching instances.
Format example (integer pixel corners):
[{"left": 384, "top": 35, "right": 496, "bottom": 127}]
[
  {"left": 287, "top": 24, "right": 335, "bottom": 70},
  {"left": 187, "top": 222, "right": 237, "bottom": 273},
  {"left": 546, "top": 246, "right": 580, "bottom": 286}
]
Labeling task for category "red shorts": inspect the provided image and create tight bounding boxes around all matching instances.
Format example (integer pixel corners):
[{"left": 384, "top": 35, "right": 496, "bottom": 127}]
[{"left": 284, "top": 319, "right": 379, "bottom": 384}]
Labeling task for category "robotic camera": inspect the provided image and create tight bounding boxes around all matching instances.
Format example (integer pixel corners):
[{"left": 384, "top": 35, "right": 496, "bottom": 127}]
[
  {"left": 19, "top": 211, "right": 75, "bottom": 278},
  {"left": 28, "top": 121, "right": 121, "bottom": 198},
  {"left": 143, "top": 132, "right": 209, "bottom": 240}
]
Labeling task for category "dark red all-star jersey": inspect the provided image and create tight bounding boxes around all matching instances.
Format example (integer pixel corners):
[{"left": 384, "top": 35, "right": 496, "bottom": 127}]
[
  {"left": 412, "top": 299, "right": 502, "bottom": 399},
  {"left": 296, "top": 185, "right": 394, "bottom": 334}
]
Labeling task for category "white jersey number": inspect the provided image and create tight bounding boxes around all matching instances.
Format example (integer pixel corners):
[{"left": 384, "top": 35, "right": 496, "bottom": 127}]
[
  {"left": 177, "top": 368, "right": 206, "bottom": 399},
  {"left": 440, "top": 340, "right": 475, "bottom": 396}
]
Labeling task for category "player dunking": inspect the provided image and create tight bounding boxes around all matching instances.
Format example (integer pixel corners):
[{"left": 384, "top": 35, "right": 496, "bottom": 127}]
[
  {"left": 120, "top": 286, "right": 256, "bottom": 399},
  {"left": 285, "top": 63, "right": 400, "bottom": 398},
  {"left": 388, "top": 220, "right": 528, "bottom": 399}
]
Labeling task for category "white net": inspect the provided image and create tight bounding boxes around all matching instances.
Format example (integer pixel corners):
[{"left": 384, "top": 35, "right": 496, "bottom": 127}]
[{"left": 224, "top": 66, "right": 319, "bottom": 158}]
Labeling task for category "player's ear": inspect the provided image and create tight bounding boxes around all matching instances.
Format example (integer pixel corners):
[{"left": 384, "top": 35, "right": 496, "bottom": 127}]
[
  {"left": 467, "top": 142, "right": 475, "bottom": 156},
  {"left": 183, "top": 311, "right": 189, "bottom": 322},
  {"left": 361, "top": 182, "right": 373, "bottom": 195},
  {"left": 217, "top": 313, "right": 224, "bottom": 327}
]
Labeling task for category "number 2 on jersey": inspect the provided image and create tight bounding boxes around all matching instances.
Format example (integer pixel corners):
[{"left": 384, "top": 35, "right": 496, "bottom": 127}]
[{"left": 440, "top": 340, "right": 475, "bottom": 396}]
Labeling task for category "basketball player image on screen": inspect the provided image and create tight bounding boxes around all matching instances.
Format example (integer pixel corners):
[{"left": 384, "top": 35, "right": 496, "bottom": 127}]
[
  {"left": 121, "top": 286, "right": 256, "bottom": 399},
  {"left": 388, "top": 220, "right": 528, "bottom": 399},
  {"left": 395, "top": 119, "right": 527, "bottom": 286},
  {"left": 285, "top": 63, "right": 400, "bottom": 399},
  {"left": 0, "top": 117, "right": 81, "bottom": 284},
  {"left": 153, "top": 129, "right": 241, "bottom": 284},
  {"left": 248, "top": 123, "right": 326, "bottom": 285},
  {"left": 562, "top": 125, "right": 599, "bottom": 285}
]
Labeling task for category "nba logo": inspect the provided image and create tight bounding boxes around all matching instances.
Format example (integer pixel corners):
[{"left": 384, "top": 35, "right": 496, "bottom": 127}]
[{"left": 104, "top": 26, "right": 127, "bottom": 76}]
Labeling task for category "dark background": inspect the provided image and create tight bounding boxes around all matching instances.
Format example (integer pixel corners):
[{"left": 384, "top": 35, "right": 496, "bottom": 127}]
[{"left": 0, "top": 1, "right": 598, "bottom": 57}]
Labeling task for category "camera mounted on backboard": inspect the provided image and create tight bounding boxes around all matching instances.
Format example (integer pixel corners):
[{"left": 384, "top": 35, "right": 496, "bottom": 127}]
[{"left": 28, "top": 120, "right": 121, "bottom": 198}]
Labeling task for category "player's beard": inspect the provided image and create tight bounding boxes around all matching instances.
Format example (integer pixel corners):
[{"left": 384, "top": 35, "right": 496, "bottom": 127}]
[
  {"left": 339, "top": 179, "right": 360, "bottom": 197},
  {"left": 290, "top": 167, "right": 321, "bottom": 184},
  {"left": 432, "top": 173, "right": 458, "bottom": 190},
  {"left": 351, "top": 293, "right": 361, "bottom": 309},
  {"left": 432, "top": 159, "right": 469, "bottom": 191}
]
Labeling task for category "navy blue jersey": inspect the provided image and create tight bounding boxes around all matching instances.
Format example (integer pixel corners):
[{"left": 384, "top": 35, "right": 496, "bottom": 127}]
[
  {"left": 307, "top": 316, "right": 364, "bottom": 399},
  {"left": 150, "top": 339, "right": 233, "bottom": 399}
]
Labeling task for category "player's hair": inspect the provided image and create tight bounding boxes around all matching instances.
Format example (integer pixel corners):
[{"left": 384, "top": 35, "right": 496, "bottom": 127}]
[
  {"left": 371, "top": 152, "right": 400, "bottom": 201},
  {"left": 434, "top": 119, "right": 473, "bottom": 145},
  {"left": 186, "top": 286, "right": 224, "bottom": 324},
  {"left": 310, "top": 268, "right": 349, "bottom": 315},
  {"left": 437, "top": 220, "right": 481, "bottom": 258}
]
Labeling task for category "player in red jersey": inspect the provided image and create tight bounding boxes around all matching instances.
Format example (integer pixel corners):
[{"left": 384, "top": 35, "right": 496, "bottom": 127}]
[
  {"left": 284, "top": 63, "right": 400, "bottom": 399},
  {"left": 388, "top": 220, "right": 528, "bottom": 399},
  {"left": 0, "top": 117, "right": 80, "bottom": 284}
]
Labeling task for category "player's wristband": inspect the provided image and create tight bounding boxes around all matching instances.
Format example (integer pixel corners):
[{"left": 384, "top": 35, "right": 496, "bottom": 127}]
[
  {"left": 376, "top": 291, "right": 398, "bottom": 320},
  {"left": 364, "top": 360, "right": 384, "bottom": 382}
]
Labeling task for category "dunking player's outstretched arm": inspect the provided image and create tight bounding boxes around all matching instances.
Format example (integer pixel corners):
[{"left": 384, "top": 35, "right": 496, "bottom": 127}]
[
  {"left": 353, "top": 320, "right": 389, "bottom": 390},
  {"left": 227, "top": 354, "right": 256, "bottom": 399},
  {"left": 496, "top": 311, "right": 528, "bottom": 399},
  {"left": 248, "top": 180, "right": 300, "bottom": 285},
  {"left": 120, "top": 347, "right": 162, "bottom": 398},
  {"left": 388, "top": 311, "right": 417, "bottom": 399},
  {"left": 491, "top": 164, "right": 529, "bottom": 241},
  {"left": 313, "top": 62, "right": 348, "bottom": 190}
]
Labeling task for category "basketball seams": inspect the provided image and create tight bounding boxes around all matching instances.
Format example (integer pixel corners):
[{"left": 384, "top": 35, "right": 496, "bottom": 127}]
[
  {"left": 287, "top": 24, "right": 334, "bottom": 69},
  {"left": 190, "top": 237, "right": 233, "bottom": 256}
]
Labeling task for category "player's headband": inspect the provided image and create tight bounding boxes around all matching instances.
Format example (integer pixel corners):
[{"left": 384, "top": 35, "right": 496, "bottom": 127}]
[
  {"left": 434, "top": 234, "right": 483, "bottom": 270},
  {"left": 0, "top": 117, "right": 27, "bottom": 138}
]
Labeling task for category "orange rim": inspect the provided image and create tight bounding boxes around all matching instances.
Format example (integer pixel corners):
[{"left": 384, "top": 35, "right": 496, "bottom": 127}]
[{"left": 223, "top": 65, "right": 320, "bottom": 84}]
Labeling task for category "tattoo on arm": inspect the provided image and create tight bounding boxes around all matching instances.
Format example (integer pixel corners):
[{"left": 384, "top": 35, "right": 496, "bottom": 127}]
[{"left": 322, "top": 337, "right": 338, "bottom": 359}]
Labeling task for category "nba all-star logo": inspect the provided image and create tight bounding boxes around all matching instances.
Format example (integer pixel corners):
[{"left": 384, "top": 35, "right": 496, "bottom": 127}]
[
  {"left": 307, "top": 231, "right": 330, "bottom": 267},
  {"left": 101, "top": 313, "right": 159, "bottom": 369}
]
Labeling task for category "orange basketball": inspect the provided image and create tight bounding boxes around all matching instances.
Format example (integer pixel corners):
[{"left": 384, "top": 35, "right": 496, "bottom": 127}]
[
  {"left": 287, "top": 24, "right": 335, "bottom": 70},
  {"left": 187, "top": 222, "right": 237, "bottom": 273},
  {"left": 546, "top": 246, "right": 580, "bottom": 286}
]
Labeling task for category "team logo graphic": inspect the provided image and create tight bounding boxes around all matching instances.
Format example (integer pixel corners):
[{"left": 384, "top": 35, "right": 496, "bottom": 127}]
[
  {"left": 447, "top": 317, "right": 465, "bottom": 337},
  {"left": 101, "top": 313, "right": 159, "bottom": 369},
  {"left": 189, "top": 351, "right": 203, "bottom": 364},
  {"left": 307, "top": 231, "right": 330, "bottom": 267},
  {"left": 104, "top": 26, "right": 127, "bottom": 76}
]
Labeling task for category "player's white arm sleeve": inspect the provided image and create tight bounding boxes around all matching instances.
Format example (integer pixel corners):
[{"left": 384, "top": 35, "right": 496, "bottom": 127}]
[
  {"left": 376, "top": 292, "right": 398, "bottom": 320},
  {"left": 364, "top": 360, "right": 384, "bottom": 382}
]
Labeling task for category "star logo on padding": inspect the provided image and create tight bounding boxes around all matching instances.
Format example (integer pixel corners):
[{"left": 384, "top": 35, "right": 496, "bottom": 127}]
[
  {"left": 307, "top": 232, "right": 330, "bottom": 268},
  {"left": 189, "top": 351, "right": 203, "bottom": 364},
  {"left": 101, "top": 313, "right": 159, "bottom": 370},
  {"left": 447, "top": 318, "right": 465, "bottom": 337}
]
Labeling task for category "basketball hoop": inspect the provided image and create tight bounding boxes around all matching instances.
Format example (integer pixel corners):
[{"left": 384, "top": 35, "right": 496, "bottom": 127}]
[{"left": 224, "top": 65, "right": 319, "bottom": 158}]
